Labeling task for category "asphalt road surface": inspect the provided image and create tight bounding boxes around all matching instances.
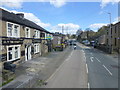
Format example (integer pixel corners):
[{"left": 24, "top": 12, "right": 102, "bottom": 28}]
[
  {"left": 42, "top": 43, "right": 119, "bottom": 88},
  {"left": 43, "top": 45, "right": 88, "bottom": 88},
  {"left": 78, "top": 43, "right": 119, "bottom": 88}
]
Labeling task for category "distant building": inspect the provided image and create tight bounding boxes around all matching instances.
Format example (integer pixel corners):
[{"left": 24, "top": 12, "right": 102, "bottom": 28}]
[
  {"left": 98, "top": 35, "right": 106, "bottom": 45},
  {"left": 52, "top": 32, "right": 68, "bottom": 51},
  {"left": 106, "top": 22, "right": 120, "bottom": 53}
]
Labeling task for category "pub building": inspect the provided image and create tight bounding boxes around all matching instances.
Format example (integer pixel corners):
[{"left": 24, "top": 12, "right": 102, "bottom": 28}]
[{"left": 0, "top": 8, "right": 53, "bottom": 65}]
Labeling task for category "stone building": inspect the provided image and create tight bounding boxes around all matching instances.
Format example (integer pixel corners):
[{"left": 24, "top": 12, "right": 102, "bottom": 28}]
[
  {"left": 0, "top": 8, "right": 53, "bottom": 65},
  {"left": 106, "top": 22, "right": 120, "bottom": 53}
]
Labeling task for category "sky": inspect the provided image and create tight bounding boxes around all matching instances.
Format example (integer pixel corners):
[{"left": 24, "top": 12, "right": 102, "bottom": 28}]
[{"left": 0, "top": 0, "right": 119, "bottom": 34}]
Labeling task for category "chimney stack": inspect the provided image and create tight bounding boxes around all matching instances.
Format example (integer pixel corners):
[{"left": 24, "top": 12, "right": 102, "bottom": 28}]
[{"left": 16, "top": 13, "right": 24, "bottom": 19}]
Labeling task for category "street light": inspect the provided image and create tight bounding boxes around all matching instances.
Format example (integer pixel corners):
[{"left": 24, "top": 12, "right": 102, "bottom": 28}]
[
  {"left": 107, "top": 12, "right": 113, "bottom": 54},
  {"left": 61, "top": 26, "right": 64, "bottom": 51}
]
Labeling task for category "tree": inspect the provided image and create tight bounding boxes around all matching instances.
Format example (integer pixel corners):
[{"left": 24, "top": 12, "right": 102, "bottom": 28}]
[{"left": 71, "top": 34, "right": 76, "bottom": 39}]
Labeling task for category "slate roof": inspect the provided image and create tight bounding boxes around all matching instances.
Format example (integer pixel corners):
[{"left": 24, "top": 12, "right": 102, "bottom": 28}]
[{"left": 0, "top": 8, "right": 51, "bottom": 33}]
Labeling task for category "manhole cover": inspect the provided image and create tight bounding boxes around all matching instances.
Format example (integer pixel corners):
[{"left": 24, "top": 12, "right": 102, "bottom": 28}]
[{"left": 111, "top": 65, "right": 120, "bottom": 69}]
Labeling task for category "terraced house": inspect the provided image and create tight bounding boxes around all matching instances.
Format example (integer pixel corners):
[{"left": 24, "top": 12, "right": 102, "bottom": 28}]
[
  {"left": 105, "top": 21, "right": 120, "bottom": 53},
  {"left": 0, "top": 8, "right": 53, "bottom": 65}
]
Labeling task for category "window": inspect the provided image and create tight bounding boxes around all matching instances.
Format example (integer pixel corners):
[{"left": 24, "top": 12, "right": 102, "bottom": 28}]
[
  {"left": 7, "top": 22, "right": 20, "bottom": 37},
  {"left": 14, "top": 25, "right": 19, "bottom": 37},
  {"left": 25, "top": 27, "right": 30, "bottom": 38},
  {"left": 7, "top": 45, "right": 20, "bottom": 61},
  {"left": 106, "top": 39, "right": 109, "bottom": 45},
  {"left": 35, "top": 30, "right": 40, "bottom": 38},
  {"left": 111, "top": 28, "right": 112, "bottom": 35},
  {"left": 107, "top": 30, "right": 109, "bottom": 35},
  {"left": 15, "top": 47, "right": 19, "bottom": 58},
  {"left": 40, "top": 32, "right": 45, "bottom": 39},
  {"left": 7, "top": 23, "right": 13, "bottom": 36},
  {"left": 115, "top": 38, "right": 117, "bottom": 46},
  {"left": 34, "top": 44, "right": 39, "bottom": 53},
  {"left": 8, "top": 47, "right": 13, "bottom": 60},
  {"left": 115, "top": 26, "right": 117, "bottom": 33}
]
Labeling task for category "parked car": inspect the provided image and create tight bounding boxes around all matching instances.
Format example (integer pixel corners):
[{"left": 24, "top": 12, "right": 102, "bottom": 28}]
[{"left": 82, "top": 40, "right": 90, "bottom": 46}]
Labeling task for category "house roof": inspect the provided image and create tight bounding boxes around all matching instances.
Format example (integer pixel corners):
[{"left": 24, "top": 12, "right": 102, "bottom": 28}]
[{"left": 0, "top": 8, "right": 51, "bottom": 33}]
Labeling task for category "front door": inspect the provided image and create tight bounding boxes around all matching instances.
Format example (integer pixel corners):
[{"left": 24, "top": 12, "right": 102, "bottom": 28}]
[{"left": 25, "top": 45, "right": 31, "bottom": 61}]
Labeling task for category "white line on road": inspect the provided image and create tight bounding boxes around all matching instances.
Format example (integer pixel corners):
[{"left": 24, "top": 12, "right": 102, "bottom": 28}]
[
  {"left": 95, "top": 57, "right": 101, "bottom": 63},
  {"left": 103, "top": 65, "right": 112, "bottom": 76},
  {"left": 90, "top": 57, "right": 94, "bottom": 62},
  {"left": 82, "top": 50, "right": 86, "bottom": 63},
  {"left": 88, "top": 82, "right": 90, "bottom": 88},
  {"left": 86, "top": 64, "right": 88, "bottom": 74}
]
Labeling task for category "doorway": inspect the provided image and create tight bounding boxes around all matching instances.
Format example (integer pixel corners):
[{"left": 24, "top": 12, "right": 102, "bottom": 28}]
[{"left": 25, "top": 45, "right": 31, "bottom": 61}]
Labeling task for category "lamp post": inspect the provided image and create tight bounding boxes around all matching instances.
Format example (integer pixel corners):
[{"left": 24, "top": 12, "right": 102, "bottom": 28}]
[
  {"left": 107, "top": 12, "right": 113, "bottom": 54},
  {"left": 61, "top": 26, "right": 64, "bottom": 51}
]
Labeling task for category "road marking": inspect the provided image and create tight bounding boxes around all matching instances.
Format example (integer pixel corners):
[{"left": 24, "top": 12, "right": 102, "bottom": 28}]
[
  {"left": 66, "top": 51, "right": 73, "bottom": 61},
  {"left": 86, "top": 64, "right": 88, "bottom": 74},
  {"left": 90, "top": 57, "right": 94, "bottom": 62},
  {"left": 82, "top": 50, "right": 86, "bottom": 63},
  {"left": 88, "top": 82, "right": 90, "bottom": 88},
  {"left": 95, "top": 57, "right": 101, "bottom": 63},
  {"left": 46, "top": 51, "right": 73, "bottom": 82},
  {"left": 103, "top": 65, "right": 112, "bottom": 76}
]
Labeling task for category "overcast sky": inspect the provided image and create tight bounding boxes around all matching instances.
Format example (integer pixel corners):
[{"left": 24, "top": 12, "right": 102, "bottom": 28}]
[{"left": 0, "top": 0, "right": 119, "bottom": 34}]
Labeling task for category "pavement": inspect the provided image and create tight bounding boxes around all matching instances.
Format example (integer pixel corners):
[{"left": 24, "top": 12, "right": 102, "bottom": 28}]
[{"left": 1, "top": 46, "right": 72, "bottom": 89}]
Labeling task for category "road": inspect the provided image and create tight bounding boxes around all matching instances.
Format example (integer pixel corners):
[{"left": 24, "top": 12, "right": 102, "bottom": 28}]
[
  {"left": 42, "top": 43, "right": 119, "bottom": 88},
  {"left": 78, "top": 43, "right": 119, "bottom": 88},
  {"left": 43, "top": 45, "right": 88, "bottom": 88}
]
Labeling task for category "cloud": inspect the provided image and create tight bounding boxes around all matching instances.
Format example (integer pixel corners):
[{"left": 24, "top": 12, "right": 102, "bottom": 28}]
[
  {"left": 50, "top": 23, "right": 80, "bottom": 34},
  {"left": 11, "top": 10, "right": 51, "bottom": 28},
  {"left": 0, "top": 0, "right": 66, "bottom": 8},
  {"left": 113, "top": 16, "right": 120, "bottom": 24},
  {"left": 89, "top": 23, "right": 107, "bottom": 31},
  {"left": 50, "top": 0, "right": 66, "bottom": 8},
  {"left": 1, "top": 8, "right": 51, "bottom": 28},
  {"left": 0, "top": 0, "right": 23, "bottom": 8},
  {"left": 100, "top": 0, "right": 119, "bottom": 8}
]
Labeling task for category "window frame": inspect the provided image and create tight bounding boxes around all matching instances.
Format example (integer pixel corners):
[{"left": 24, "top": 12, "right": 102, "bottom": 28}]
[
  {"left": 7, "top": 22, "right": 20, "bottom": 38},
  {"left": 34, "top": 30, "right": 40, "bottom": 38},
  {"left": 7, "top": 45, "right": 21, "bottom": 61},
  {"left": 25, "top": 27, "right": 31, "bottom": 38},
  {"left": 34, "top": 43, "right": 39, "bottom": 54}
]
